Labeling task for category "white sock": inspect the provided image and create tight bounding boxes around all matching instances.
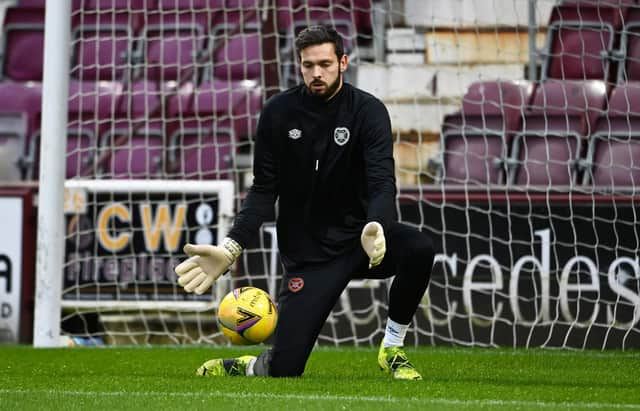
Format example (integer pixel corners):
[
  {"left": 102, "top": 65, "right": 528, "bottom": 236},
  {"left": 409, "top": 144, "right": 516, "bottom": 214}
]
[
  {"left": 382, "top": 318, "right": 409, "bottom": 348},
  {"left": 246, "top": 357, "right": 257, "bottom": 376}
]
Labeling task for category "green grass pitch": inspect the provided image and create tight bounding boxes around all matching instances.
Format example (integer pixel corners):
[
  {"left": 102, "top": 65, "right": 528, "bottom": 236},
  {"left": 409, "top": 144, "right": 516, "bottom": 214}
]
[{"left": 1, "top": 345, "right": 639, "bottom": 410}]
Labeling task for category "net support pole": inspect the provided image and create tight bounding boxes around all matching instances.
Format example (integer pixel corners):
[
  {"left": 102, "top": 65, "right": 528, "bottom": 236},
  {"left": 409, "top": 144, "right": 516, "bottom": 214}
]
[
  {"left": 527, "top": 0, "right": 538, "bottom": 82},
  {"left": 33, "top": 0, "right": 71, "bottom": 347}
]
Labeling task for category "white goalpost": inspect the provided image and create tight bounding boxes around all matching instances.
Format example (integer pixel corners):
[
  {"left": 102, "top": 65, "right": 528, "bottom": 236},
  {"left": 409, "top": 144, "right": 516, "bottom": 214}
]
[
  {"left": 29, "top": 0, "right": 640, "bottom": 349},
  {"left": 33, "top": 0, "right": 71, "bottom": 348}
]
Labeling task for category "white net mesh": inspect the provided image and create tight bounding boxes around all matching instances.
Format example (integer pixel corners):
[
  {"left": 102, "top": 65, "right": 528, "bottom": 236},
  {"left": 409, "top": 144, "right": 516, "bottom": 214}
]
[{"left": 10, "top": 0, "right": 635, "bottom": 348}]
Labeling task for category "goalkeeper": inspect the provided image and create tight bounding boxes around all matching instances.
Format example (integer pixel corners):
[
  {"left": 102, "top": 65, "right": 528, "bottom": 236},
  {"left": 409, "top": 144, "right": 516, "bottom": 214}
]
[{"left": 174, "top": 25, "right": 434, "bottom": 380}]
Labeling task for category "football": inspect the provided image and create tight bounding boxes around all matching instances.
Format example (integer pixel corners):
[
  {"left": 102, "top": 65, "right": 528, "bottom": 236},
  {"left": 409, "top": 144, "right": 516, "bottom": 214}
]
[{"left": 217, "top": 286, "right": 278, "bottom": 345}]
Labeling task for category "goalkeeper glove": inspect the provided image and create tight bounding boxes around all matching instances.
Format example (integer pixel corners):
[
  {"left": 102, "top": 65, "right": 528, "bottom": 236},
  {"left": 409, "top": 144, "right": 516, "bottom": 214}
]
[
  {"left": 361, "top": 221, "right": 386, "bottom": 269},
  {"left": 174, "top": 237, "right": 243, "bottom": 295}
]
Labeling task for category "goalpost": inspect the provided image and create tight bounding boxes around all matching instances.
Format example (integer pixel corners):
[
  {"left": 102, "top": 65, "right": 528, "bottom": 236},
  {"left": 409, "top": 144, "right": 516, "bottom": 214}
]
[{"left": 32, "top": 0, "right": 640, "bottom": 348}]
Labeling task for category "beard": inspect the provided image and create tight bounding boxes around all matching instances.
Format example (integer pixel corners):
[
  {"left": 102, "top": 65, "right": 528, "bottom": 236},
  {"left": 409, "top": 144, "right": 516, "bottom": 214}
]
[{"left": 306, "top": 71, "right": 342, "bottom": 100}]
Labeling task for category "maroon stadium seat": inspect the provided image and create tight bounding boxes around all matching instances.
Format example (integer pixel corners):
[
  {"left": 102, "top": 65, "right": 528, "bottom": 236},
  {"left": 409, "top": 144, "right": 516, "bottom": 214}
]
[
  {"left": 542, "top": 2, "right": 630, "bottom": 81},
  {"left": 0, "top": 112, "right": 28, "bottom": 179},
  {"left": 181, "top": 77, "right": 262, "bottom": 141},
  {"left": 24, "top": 81, "right": 127, "bottom": 179},
  {"left": 164, "top": 79, "right": 239, "bottom": 179},
  {"left": 507, "top": 80, "right": 608, "bottom": 186},
  {"left": 276, "top": 0, "right": 372, "bottom": 35},
  {"left": 168, "top": 122, "right": 235, "bottom": 180},
  {"left": 218, "top": 0, "right": 261, "bottom": 26},
  {"left": 70, "top": 11, "right": 140, "bottom": 83},
  {"left": 135, "top": 12, "right": 210, "bottom": 84},
  {"left": 0, "top": 80, "right": 42, "bottom": 178},
  {"left": 66, "top": 81, "right": 126, "bottom": 178},
  {"left": 210, "top": 23, "right": 263, "bottom": 82},
  {"left": 439, "top": 80, "right": 533, "bottom": 185},
  {"left": 98, "top": 81, "right": 165, "bottom": 179},
  {"left": 1, "top": 7, "right": 45, "bottom": 82},
  {"left": 0, "top": 81, "right": 41, "bottom": 141},
  {"left": 583, "top": 83, "right": 640, "bottom": 189}
]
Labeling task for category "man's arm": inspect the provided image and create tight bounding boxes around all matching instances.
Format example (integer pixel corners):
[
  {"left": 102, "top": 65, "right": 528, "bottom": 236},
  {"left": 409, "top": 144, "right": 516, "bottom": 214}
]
[
  {"left": 360, "top": 99, "right": 397, "bottom": 268},
  {"left": 226, "top": 104, "right": 280, "bottom": 248},
  {"left": 175, "top": 104, "right": 280, "bottom": 293},
  {"left": 362, "top": 99, "right": 397, "bottom": 231}
]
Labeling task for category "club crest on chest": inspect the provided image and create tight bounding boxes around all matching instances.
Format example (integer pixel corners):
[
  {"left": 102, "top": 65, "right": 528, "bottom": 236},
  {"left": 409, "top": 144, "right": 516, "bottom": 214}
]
[
  {"left": 334, "top": 127, "right": 350, "bottom": 146},
  {"left": 288, "top": 128, "right": 302, "bottom": 140}
]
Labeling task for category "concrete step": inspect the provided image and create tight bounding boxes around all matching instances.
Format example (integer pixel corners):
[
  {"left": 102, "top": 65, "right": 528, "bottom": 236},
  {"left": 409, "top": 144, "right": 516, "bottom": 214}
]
[
  {"left": 356, "top": 62, "right": 524, "bottom": 134},
  {"left": 403, "top": 0, "right": 554, "bottom": 29}
]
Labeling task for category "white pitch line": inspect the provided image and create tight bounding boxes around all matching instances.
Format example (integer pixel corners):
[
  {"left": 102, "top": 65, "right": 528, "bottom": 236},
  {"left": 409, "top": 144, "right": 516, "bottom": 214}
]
[
  {"left": 1, "top": 389, "right": 639, "bottom": 410},
  {"left": 310, "top": 346, "right": 640, "bottom": 359}
]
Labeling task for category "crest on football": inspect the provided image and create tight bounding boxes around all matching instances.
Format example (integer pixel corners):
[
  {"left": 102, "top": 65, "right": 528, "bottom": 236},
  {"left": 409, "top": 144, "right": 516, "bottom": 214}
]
[
  {"left": 334, "top": 127, "right": 350, "bottom": 146},
  {"left": 288, "top": 128, "right": 302, "bottom": 140}
]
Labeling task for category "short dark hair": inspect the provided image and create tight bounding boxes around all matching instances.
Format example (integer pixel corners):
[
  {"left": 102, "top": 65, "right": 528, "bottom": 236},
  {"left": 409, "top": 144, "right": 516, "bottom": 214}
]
[{"left": 294, "top": 25, "right": 345, "bottom": 61}]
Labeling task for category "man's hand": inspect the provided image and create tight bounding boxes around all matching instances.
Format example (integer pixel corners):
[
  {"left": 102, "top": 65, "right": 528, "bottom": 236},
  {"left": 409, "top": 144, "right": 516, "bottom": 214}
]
[
  {"left": 174, "top": 237, "right": 243, "bottom": 295},
  {"left": 361, "top": 222, "right": 386, "bottom": 269}
]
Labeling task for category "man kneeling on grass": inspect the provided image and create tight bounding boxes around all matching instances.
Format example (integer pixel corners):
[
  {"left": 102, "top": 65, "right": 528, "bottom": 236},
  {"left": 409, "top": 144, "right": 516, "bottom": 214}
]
[{"left": 174, "top": 25, "right": 434, "bottom": 380}]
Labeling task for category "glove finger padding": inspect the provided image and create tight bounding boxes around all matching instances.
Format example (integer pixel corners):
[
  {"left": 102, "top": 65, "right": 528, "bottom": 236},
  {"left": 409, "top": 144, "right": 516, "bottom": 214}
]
[
  {"left": 184, "top": 272, "right": 208, "bottom": 293},
  {"left": 195, "top": 274, "right": 216, "bottom": 295},
  {"left": 177, "top": 266, "right": 202, "bottom": 287},
  {"left": 174, "top": 256, "right": 200, "bottom": 276},
  {"left": 184, "top": 243, "right": 215, "bottom": 257}
]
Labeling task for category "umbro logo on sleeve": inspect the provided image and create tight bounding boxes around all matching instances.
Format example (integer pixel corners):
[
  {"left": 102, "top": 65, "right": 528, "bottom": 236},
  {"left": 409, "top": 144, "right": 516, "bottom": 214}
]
[{"left": 288, "top": 128, "right": 302, "bottom": 140}]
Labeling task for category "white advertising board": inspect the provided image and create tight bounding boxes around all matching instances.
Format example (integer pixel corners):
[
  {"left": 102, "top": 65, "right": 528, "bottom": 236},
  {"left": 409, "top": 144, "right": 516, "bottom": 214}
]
[{"left": 0, "top": 197, "right": 23, "bottom": 342}]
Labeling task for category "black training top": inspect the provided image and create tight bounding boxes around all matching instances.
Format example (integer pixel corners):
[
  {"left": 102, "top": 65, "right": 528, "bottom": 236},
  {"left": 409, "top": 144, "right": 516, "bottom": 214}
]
[{"left": 227, "top": 82, "right": 397, "bottom": 271}]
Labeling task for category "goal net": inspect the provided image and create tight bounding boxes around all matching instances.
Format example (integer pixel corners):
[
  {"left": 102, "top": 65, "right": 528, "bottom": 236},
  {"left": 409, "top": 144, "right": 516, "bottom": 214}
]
[{"left": 26, "top": 0, "right": 638, "bottom": 348}]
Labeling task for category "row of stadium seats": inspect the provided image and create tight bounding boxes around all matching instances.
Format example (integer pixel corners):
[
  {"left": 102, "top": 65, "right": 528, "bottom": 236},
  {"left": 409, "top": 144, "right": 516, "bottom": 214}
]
[
  {"left": 2, "top": 1, "right": 370, "bottom": 84},
  {"left": 439, "top": 79, "right": 640, "bottom": 189},
  {"left": 436, "top": 0, "right": 640, "bottom": 190},
  {"left": 543, "top": 0, "right": 640, "bottom": 83},
  {"left": 4, "top": 5, "right": 260, "bottom": 84},
  {"left": 0, "top": 79, "right": 262, "bottom": 180},
  {"left": 0, "top": 1, "right": 373, "bottom": 180}
]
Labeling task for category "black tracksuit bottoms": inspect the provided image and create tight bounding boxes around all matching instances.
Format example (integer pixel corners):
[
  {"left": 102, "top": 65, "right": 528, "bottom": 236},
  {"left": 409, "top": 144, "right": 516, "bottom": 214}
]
[{"left": 252, "top": 221, "right": 435, "bottom": 377}]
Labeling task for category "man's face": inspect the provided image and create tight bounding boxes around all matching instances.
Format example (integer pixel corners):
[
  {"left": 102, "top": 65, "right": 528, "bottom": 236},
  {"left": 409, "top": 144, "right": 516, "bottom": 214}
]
[{"left": 299, "top": 42, "right": 348, "bottom": 99}]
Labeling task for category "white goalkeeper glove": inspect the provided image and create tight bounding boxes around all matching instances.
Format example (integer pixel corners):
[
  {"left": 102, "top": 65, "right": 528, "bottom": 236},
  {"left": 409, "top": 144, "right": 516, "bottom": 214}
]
[
  {"left": 361, "top": 221, "right": 386, "bottom": 269},
  {"left": 174, "top": 237, "right": 243, "bottom": 295}
]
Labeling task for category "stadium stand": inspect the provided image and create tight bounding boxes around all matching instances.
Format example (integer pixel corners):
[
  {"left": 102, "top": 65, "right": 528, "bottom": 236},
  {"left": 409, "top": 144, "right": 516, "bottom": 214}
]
[
  {"left": 0, "top": 111, "right": 27, "bottom": 180},
  {"left": 582, "top": 82, "right": 640, "bottom": 189},
  {"left": 0, "top": 81, "right": 40, "bottom": 178},
  {"left": 506, "top": 79, "right": 608, "bottom": 186},
  {"left": 97, "top": 81, "right": 164, "bottom": 179},
  {"left": 210, "top": 22, "right": 263, "bottom": 82},
  {"left": 70, "top": 10, "right": 138, "bottom": 83},
  {"left": 164, "top": 78, "right": 240, "bottom": 179},
  {"left": 435, "top": 0, "right": 640, "bottom": 190},
  {"left": 541, "top": 0, "right": 632, "bottom": 82},
  {"left": 3, "top": 0, "right": 638, "bottom": 192},
  {"left": 135, "top": 8, "right": 209, "bottom": 84},
  {"left": 26, "top": 81, "right": 128, "bottom": 179},
  {"left": 438, "top": 80, "right": 533, "bottom": 185},
  {"left": 64, "top": 81, "right": 126, "bottom": 179}
]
